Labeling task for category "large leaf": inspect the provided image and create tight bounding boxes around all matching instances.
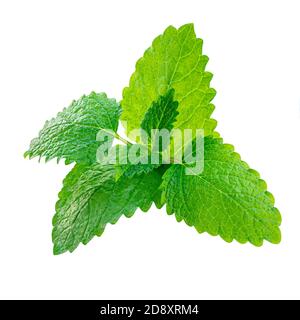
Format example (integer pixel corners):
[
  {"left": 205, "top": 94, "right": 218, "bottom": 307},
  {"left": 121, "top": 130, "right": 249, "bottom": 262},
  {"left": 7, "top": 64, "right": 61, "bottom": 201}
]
[
  {"left": 25, "top": 92, "right": 120, "bottom": 164},
  {"left": 52, "top": 164, "right": 163, "bottom": 254},
  {"left": 122, "top": 23, "right": 217, "bottom": 136},
  {"left": 161, "top": 134, "right": 282, "bottom": 246}
]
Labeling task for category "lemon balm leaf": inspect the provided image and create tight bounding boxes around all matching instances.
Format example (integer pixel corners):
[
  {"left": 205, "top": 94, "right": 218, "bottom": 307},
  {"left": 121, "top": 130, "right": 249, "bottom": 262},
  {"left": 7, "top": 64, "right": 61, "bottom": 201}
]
[
  {"left": 115, "top": 90, "right": 179, "bottom": 178},
  {"left": 161, "top": 135, "right": 281, "bottom": 246},
  {"left": 52, "top": 164, "right": 163, "bottom": 254},
  {"left": 24, "top": 92, "right": 121, "bottom": 164},
  {"left": 122, "top": 23, "right": 217, "bottom": 137},
  {"left": 24, "top": 23, "right": 282, "bottom": 254},
  {"left": 140, "top": 88, "right": 179, "bottom": 141}
]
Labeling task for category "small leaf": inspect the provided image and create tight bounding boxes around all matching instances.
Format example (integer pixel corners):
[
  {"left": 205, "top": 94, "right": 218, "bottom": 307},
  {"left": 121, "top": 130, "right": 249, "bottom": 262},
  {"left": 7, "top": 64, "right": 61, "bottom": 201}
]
[
  {"left": 141, "top": 88, "right": 179, "bottom": 144},
  {"left": 115, "top": 90, "right": 179, "bottom": 178}
]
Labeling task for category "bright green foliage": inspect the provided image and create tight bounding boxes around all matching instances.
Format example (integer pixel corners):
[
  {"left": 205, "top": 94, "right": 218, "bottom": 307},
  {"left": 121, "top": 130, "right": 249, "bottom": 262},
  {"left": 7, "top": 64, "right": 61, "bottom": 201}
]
[
  {"left": 114, "top": 144, "right": 160, "bottom": 179},
  {"left": 115, "top": 90, "right": 179, "bottom": 178},
  {"left": 140, "top": 88, "right": 179, "bottom": 145},
  {"left": 161, "top": 134, "right": 281, "bottom": 246},
  {"left": 53, "top": 164, "right": 163, "bottom": 254},
  {"left": 25, "top": 92, "right": 120, "bottom": 164},
  {"left": 122, "top": 23, "right": 217, "bottom": 137},
  {"left": 25, "top": 23, "right": 281, "bottom": 254}
]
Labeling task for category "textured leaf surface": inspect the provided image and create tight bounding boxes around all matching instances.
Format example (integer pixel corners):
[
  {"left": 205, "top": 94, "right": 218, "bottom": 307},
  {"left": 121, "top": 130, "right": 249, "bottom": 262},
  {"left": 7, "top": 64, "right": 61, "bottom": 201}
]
[
  {"left": 112, "top": 144, "right": 159, "bottom": 179},
  {"left": 122, "top": 23, "right": 217, "bottom": 136},
  {"left": 115, "top": 90, "right": 178, "bottom": 178},
  {"left": 161, "top": 135, "right": 281, "bottom": 246},
  {"left": 140, "top": 88, "right": 179, "bottom": 142},
  {"left": 52, "top": 163, "right": 162, "bottom": 254},
  {"left": 25, "top": 92, "right": 120, "bottom": 164}
]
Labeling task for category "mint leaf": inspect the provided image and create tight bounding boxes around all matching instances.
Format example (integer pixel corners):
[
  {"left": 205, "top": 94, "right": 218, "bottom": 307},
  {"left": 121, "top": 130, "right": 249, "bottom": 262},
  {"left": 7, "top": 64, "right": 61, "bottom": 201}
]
[
  {"left": 161, "top": 135, "right": 281, "bottom": 246},
  {"left": 52, "top": 163, "right": 162, "bottom": 254},
  {"left": 140, "top": 88, "right": 179, "bottom": 143},
  {"left": 25, "top": 92, "right": 121, "bottom": 164},
  {"left": 115, "top": 90, "right": 178, "bottom": 178},
  {"left": 122, "top": 23, "right": 217, "bottom": 137},
  {"left": 25, "top": 23, "right": 282, "bottom": 253}
]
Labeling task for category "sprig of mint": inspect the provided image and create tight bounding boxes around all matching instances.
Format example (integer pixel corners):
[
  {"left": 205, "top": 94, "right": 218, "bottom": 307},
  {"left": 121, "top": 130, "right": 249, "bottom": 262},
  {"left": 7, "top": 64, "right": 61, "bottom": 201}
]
[{"left": 25, "top": 23, "right": 281, "bottom": 254}]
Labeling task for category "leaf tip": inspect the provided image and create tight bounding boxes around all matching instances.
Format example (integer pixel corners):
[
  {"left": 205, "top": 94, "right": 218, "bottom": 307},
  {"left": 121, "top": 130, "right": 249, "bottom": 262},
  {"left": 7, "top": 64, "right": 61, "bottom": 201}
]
[
  {"left": 23, "top": 150, "right": 29, "bottom": 159},
  {"left": 53, "top": 244, "right": 64, "bottom": 256}
]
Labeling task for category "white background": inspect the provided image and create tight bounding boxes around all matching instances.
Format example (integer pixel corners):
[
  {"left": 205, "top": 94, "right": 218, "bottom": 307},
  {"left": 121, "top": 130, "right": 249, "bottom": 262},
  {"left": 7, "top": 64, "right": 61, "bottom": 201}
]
[{"left": 0, "top": 0, "right": 300, "bottom": 300}]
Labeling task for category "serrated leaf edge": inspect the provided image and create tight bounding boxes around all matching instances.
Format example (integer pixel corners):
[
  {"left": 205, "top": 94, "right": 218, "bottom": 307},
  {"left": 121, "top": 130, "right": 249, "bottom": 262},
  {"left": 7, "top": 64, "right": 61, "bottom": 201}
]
[{"left": 160, "top": 133, "right": 282, "bottom": 247}]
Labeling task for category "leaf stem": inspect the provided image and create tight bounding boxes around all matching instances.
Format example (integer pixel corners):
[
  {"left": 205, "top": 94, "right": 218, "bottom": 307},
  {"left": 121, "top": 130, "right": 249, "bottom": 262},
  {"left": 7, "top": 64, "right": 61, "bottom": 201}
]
[
  {"left": 99, "top": 128, "right": 132, "bottom": 145},
  {"left": 114, "top": 133, "right": 132, "bottom": 145}
]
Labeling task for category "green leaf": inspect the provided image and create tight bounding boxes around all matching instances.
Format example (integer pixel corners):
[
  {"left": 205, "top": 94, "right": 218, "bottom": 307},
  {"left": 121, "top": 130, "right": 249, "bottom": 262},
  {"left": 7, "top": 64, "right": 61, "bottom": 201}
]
[
  {"left": 161, "top": 134, "right": 282, "bottom": 246},
  {"left": 115, "top": 89, "right": 178, "bottom": 179},
  {"left": 52, "top": 163, "right": 163, "bottom": 254},
  {"left": 121, "top": 23, "right": 217, "bottom": 137},
  {"left": 140, "top": 88, "right": 179, "bottom": 143},
  {"left": 113, "top": 144, "right": 160, "bottom": 179},
  {"left": 151, "top": 165, "right": 170, "bottom": 209},
  {"left": 25, "top": 23, "right": 282, "bottom": 253},
  {"left": 24, "top": 92, "right": 121, "bottom": 164}
]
